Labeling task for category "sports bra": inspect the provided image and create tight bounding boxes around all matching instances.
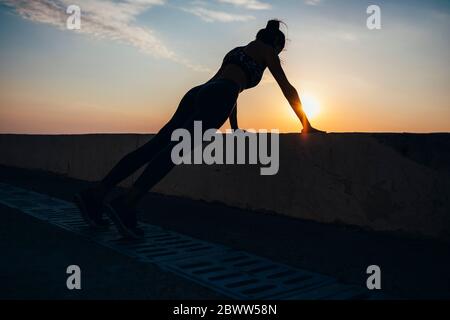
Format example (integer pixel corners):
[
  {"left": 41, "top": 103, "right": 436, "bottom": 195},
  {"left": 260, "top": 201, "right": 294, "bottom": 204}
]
[{"left": 221, "top": 46, "right": 266, "bottom": 90}]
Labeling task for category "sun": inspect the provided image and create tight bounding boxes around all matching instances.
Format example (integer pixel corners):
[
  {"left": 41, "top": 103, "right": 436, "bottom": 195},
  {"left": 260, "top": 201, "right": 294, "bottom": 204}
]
[{"left": 301, "top": 94, "right": 321, "bottom": 119}]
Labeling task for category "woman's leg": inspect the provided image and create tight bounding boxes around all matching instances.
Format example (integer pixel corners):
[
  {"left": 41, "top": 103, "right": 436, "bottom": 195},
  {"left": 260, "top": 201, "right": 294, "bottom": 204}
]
[
  {"left": 103, "top": 115, "right": 203, "bottom": 235},
  {"left": 118, "top": 81, "right": 240, "bottom": 208},
  {"left": 87, "top": 85, "right": 203, "bottom": 201}
]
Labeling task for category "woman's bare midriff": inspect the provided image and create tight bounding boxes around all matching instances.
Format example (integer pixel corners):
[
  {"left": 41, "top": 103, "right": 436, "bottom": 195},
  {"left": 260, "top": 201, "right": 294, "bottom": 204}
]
[{"left": 212, "top": 65, "right": 248, "bottom": 92}]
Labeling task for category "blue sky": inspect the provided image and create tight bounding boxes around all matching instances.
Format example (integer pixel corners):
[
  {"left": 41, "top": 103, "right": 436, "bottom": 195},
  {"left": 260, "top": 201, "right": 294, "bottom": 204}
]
[{"left": 0, "top": 0, "right": 449, "bottom": 133}]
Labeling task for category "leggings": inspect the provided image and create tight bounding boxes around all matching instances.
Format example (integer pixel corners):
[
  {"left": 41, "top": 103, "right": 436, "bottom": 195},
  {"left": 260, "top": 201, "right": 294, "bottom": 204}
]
[{"left": 101, "top": 78, "right": 240, "bottom": 193}]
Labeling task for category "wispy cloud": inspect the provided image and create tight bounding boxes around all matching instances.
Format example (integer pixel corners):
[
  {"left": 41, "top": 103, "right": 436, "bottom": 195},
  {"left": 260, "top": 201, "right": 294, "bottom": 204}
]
[
  {"left": 217, "top": 0, "right": 271, "bottom": 10},
  {"left": 182, "top": 6, "right": 255, "bottom": 22},
  {"left": 336, "top": 32, "right": 358, "bottom": 42},
  {"left": 1, "top": 0, "right": 208, "bottom": 71},
  {"left": 305, "top": 0, "right": 321, "bottom": 6}
]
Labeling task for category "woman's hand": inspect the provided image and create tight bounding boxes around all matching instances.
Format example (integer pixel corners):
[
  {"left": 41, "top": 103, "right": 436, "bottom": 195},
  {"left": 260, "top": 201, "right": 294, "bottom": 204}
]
[{"left": 302, "top": 126, "right": 326, "bottom": 134}]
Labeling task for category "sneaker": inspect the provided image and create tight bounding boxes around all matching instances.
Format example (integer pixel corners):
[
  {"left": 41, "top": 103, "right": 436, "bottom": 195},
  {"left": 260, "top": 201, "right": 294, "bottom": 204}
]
[
  {"left": 73, "top": 189, "right": 110, "bottom": 228},
  {"left": 105, "top": 196, "right": 144, "bottom": 239}
]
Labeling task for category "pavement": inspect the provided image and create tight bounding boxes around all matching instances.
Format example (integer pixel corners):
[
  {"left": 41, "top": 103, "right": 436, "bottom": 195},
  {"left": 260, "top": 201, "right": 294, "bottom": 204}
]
[{"left": 1, "top": 165, "right": 449, "bottom": 299}]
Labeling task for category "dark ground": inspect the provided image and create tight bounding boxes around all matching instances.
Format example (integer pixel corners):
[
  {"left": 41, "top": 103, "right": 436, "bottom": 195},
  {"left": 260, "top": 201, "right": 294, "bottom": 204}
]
[{"left": 0, "top": 165, "right": 449, "bottom": 299}]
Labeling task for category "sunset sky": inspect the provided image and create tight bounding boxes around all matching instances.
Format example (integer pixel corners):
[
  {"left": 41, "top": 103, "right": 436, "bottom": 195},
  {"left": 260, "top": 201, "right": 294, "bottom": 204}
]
[{"left": 0, "top": 0, "right": 449, "bottom": 134}]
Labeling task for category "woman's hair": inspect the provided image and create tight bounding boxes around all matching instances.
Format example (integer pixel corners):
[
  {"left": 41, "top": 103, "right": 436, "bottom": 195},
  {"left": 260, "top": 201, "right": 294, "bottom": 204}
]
[{"left": 256, "top": 20, "right": 286, "bottom": 52}]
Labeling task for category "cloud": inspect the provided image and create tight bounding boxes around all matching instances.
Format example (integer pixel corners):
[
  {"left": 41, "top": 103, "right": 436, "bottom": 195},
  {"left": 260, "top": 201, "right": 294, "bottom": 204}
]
[
  {"left": 217, "top": 0, "right": 271, "bottom": 10},
  {"left": 182, "top": 6, "right": 255, "bottom": 22},
  {"left": 305, "top": 0, "right": 321, "bottom": 5},
  {"left": 1, "top": 0, "right": 208, "bottom": 71},
  {"left": 337, "top": 32, "right": 358, "bottom": 42}
]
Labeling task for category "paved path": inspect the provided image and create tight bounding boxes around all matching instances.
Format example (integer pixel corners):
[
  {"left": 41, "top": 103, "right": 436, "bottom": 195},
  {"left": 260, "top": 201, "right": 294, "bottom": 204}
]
[{"left": 1, "top": 165, "right": 449, "bottom": 299}]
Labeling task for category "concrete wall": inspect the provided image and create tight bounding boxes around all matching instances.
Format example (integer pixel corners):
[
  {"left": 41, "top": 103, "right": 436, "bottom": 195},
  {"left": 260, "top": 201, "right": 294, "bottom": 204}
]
[{"left": 1, "top": 133, "right": 449, "bottom": 241}]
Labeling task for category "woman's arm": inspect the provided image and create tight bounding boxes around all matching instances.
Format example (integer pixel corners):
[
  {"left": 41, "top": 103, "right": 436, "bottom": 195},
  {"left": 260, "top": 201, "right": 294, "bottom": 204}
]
[
  {"left": 229, "top": 103, "right": 239, "bottom": 130},
  {"left": 265, "top": 49, "right": 320, "bottom": 133}
]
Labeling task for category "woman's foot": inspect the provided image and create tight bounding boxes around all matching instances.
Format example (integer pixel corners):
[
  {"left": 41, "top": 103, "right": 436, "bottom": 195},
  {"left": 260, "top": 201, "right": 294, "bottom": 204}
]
[
  {"left": 105, "top": 195, "right": 144, "bottom": 240},
  {"left": 73, "top": 188, "right": 110, "bottom": 227}
]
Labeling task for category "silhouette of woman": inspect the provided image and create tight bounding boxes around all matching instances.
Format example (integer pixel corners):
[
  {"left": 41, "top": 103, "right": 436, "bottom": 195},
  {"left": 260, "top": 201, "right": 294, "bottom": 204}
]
[{"left": 74, "top": 20, "right": 323, "bottom": 239}]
